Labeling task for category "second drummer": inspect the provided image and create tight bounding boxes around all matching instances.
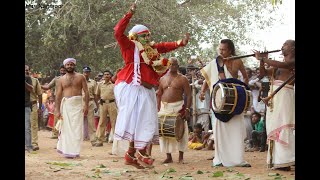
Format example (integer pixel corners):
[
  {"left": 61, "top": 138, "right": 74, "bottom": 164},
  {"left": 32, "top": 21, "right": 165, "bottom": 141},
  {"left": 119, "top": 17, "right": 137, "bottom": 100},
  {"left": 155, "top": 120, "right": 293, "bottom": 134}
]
[{"left": 156, "top": 57, "right": 192, "bottom": 164}]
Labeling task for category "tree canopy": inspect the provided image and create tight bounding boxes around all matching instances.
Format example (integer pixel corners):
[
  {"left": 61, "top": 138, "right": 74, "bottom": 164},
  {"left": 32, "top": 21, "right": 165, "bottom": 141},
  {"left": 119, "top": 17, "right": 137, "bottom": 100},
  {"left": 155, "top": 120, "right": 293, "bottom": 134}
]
[{"left": 25, "top": 0, "right": 278, "bottom": 77}]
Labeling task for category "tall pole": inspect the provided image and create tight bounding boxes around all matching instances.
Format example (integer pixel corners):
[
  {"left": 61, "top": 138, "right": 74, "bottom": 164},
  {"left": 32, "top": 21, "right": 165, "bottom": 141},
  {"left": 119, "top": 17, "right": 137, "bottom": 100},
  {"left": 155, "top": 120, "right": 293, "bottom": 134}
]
[{"left": 191, "top": 70, "right": 197, "bottom": 127}]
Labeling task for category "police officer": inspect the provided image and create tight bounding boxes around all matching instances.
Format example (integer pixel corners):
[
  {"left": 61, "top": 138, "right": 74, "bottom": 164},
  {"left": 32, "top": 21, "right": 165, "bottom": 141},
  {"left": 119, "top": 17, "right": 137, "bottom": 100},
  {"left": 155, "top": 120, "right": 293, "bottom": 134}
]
[
  {"left": 82, "top": 66, "right": 99, "bottom": 146},
  {"left": 94, "top": 70, "right": 118, "bottom": 147},
  {"left": 41, "top": 64, "right": 66, "bottom": 139}
]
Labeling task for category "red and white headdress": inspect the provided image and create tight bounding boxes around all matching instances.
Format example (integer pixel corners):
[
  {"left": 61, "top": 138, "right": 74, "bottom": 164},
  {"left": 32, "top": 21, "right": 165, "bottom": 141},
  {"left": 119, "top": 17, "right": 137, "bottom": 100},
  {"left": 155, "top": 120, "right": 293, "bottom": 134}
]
[{"left": 128, "top": 24, "right": 150, "bottom": 40}]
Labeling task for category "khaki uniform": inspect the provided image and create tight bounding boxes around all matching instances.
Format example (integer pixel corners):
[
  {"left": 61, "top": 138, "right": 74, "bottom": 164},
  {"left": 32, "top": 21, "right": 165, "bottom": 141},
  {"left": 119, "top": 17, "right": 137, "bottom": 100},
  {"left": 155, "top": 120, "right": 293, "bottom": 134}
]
[
  {"left": 82, "top": 78, "right": 98, "bottom": 143},
  {"left": 47, "top": 76, "right": 61, "bottom": 137},
  {"left": 30, "top": 77, "right": 42, "bottom": 147},
  {"left": 95, "top": 80, "right": 118, "bottom": 144}
]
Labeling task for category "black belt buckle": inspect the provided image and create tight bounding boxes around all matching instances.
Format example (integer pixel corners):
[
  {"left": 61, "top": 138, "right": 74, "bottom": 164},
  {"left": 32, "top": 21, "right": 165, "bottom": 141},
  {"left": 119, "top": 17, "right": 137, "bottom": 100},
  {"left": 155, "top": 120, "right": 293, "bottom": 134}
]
[{"left": 101, "top": 99, "right": 115, "bottom": 104}]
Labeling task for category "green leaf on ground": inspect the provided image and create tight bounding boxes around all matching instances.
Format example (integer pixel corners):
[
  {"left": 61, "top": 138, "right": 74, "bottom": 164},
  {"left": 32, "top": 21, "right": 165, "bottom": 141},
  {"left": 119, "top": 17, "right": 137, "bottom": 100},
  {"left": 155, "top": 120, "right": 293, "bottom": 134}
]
[
  {"left": 96, "top": 164, "right": 106, "bottom": 168},
  {"left": 211, "top": 171, "right": 224, "bottom": 177},
  {"left": 236, "top": 172, "right": 244, "bottom": 177},
  {"left": 268, "top": 173, "right": 283, "bottom": 180},
  {"left": 92, "top": 174, "right": 102, "bottom": 178},
  {"left": 161, "top": 168, "right": 177, "bottom": 178},
  {"left": 153, "top": 170, "right": 158, "bottom": 174},
  {"left": 46, "top": 162, "right": 82, "bottom": 167},
  {"left": 101, "top": 169, "right": 122, "bottom": 176},
  {"left": 179, "top": 175, "right": 194, "bottom": 180},
  {"left": 112, "top": 171, "right": 122, "bottom": 176},
  {"left": 166, "top": 168, "right": 176, "bottom": 173},
  {"left": 101, "top": 169, "right": 112, "bottom": 174},
  {"left": 197, "top": 170, "right": 204, "bottom": 174},
  {"left": 112, "top": 159, "right": 118, "bottom": 162},
  {"left": 268, "top": 173, "right": 280, "bottom": 176},
  {"left": 226, "top": 168, "right": 233, "bottom": 172}
]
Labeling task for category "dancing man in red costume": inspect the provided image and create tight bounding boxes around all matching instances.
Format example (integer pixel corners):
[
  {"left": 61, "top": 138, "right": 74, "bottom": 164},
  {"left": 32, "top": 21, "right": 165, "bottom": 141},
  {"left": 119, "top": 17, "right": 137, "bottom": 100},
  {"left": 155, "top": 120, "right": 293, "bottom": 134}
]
[{"left": 113, "top": 2, "right": 190, "bottom": 169}]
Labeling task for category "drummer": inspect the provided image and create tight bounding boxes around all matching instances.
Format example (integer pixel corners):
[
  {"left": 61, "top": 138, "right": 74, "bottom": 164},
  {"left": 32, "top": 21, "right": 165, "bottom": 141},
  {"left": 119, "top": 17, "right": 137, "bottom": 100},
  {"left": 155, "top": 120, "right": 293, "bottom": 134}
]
[
  {"left": 199, "top": 39, "right": 251, "bottom": 167},
  {"left": 156, "top": 57, "right": 192, "bottom": 164}
]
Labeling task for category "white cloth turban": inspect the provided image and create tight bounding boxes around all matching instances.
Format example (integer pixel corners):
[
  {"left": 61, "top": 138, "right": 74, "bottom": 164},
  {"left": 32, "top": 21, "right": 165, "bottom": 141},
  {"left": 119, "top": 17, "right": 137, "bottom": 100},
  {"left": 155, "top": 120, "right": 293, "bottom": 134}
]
[
  {"left": 63, "top": 58, "right": 76, "bottom": 65},
  {"left": 128, "top": 24, "right": 150, "bottom": 35}
]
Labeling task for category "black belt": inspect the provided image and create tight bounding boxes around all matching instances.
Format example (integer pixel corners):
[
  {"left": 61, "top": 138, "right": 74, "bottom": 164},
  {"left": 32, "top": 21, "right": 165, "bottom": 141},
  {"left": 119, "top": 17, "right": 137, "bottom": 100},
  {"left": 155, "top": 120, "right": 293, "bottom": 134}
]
[{"left": 100, "top": 99, "right": 115, "bottom": 105}]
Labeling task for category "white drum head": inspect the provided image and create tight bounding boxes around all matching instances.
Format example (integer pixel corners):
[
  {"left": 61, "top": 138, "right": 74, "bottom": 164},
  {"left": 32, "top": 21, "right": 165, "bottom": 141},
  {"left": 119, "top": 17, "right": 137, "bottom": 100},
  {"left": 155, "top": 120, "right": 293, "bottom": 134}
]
[{"left": 214, "top": 87, "right": 223, "bottom": 110}]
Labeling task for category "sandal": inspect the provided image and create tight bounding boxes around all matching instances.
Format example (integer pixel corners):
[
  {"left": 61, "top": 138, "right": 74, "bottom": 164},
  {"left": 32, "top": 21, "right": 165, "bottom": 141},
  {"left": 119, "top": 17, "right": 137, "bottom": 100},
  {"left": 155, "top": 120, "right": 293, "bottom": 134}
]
[
  {"left": 136, "top": 150, "right": 155, "bottom": 166},
  {"left": 124, "top": 152, "right": 145, "bottom": 169}
]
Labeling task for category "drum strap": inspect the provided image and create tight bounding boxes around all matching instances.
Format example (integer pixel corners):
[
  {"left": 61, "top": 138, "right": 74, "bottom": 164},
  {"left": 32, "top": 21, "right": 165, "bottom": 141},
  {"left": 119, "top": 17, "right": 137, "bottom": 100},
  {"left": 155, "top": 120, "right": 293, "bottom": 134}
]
[{"left": 216, "top": 58, "right": 225, "bottom": 73}]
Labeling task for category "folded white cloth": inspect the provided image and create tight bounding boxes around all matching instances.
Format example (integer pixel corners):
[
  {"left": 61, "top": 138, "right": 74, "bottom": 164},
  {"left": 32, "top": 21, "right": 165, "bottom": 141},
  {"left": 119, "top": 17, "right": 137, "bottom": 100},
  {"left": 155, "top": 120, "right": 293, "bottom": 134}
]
[{"left": 55, "top": 119, "right": 63, "bottom": 131}]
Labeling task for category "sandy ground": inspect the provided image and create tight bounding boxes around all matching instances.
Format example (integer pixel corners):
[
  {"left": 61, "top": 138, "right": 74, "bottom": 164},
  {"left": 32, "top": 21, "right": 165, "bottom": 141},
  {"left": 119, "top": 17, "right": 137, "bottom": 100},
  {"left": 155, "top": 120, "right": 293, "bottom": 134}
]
[{"left": 25, "top": 130, "right": 295, "bottom": 180}]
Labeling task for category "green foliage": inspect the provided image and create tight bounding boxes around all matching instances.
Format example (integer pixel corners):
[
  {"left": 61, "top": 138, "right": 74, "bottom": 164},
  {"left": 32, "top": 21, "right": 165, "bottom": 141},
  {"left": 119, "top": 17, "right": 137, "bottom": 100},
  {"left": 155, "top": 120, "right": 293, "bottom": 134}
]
[
  {"left": 272, "top": 0, "right": 283, "bottom": 6},
  {"left": 26, "top": 0, "right": 276, "bottom": 75},
  {"left": 211, "top": 171, "right": 224, "bottom": 177}
]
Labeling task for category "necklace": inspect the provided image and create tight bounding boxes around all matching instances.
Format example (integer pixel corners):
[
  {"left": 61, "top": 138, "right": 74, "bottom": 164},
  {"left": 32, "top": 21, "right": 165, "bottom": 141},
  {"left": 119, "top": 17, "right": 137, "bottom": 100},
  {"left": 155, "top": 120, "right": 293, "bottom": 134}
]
[{"left": 167, "top": 74, "right": 179, "bottom": 89}]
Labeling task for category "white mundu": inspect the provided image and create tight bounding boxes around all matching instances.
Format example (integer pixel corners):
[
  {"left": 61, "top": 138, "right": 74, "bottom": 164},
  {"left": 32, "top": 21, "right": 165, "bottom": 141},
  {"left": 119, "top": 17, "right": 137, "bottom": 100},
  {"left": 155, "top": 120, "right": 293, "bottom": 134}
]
[
  {"left": 57, "top": 96, "right": 83, "bottom": 158},
  {"left": 200, "top": 60, "right": 249, "bottom": 167},
  {"left": 158, "top": 100, "right": 189, "bottom": 154}
]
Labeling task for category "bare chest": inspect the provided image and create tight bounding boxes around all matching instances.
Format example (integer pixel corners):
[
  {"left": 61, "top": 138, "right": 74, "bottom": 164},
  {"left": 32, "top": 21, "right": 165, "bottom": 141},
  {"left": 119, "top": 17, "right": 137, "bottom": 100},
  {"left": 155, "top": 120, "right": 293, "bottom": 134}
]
[
  {"left": 163, "top": 75, "right": 183, "bottom": 90},
  {"left": 224, "top": 62, "right": 239, "bottom": 77},
  {"left": 62, "top": 76, "right": 81, "bottom": 89},
  {"left": 275, "top": 68, "right": 294, "bottom": 83}
]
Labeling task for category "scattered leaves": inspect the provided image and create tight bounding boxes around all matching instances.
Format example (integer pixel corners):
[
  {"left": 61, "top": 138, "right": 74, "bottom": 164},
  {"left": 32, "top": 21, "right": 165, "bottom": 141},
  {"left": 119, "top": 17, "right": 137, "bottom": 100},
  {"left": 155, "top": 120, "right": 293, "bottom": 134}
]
[
  {"left": 101, "top": 169, "right": 122, "bottom": 176},
  {"left": 211, "top": 171, "right": 224, "bottom": 177},
  {"left": 268, "top": 173, "right": 280, "bottom": 176},
  {"left": 166, "top": 168, "right": 176, "bottom": 173},
  {"left": 96, "top": 164, "right": 106, "bottom": 168},
  {"left": 268, "top": 172, "right": 283, "bottom": 179},
  {"left": 46, "top": 162, "right": 82, "bottom": 167},
  {"left": 226, "top": 168, "right": 233, "bottom": 172},
  {"left": 179, "top": 175, "right": 194, "bottom": 180},
  {"left": 236, "top": 172, "right": 244, "bottom": 177}
]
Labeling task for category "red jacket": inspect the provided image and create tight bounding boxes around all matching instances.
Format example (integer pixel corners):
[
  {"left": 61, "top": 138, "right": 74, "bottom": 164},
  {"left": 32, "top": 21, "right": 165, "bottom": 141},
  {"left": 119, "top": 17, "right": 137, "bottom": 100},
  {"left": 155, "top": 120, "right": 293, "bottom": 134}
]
[{"left": 114, "top": 12, "right": 183, "bottom": 86}]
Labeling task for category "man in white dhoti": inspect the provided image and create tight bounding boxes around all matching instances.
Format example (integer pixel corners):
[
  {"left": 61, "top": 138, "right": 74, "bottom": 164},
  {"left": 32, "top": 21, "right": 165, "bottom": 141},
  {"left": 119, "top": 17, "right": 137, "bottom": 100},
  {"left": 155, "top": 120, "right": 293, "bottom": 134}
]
[
  {"left": 199, "top": 39, "right": 251, "bottom": 167},
  {"left": 113, "top": 3, "right": 190, "bottom": 169},
  {"left": 157, "top": 57, "right": 191, "bottom": 164},
  {"left": 55, "top": 58, "right": 89, "bottom": 158},
  {"left": 254, "top": 39, "right": 295, "bottom": 171},
  {"left": 195, "top": 79, "right": 211, "bottom": 132}
]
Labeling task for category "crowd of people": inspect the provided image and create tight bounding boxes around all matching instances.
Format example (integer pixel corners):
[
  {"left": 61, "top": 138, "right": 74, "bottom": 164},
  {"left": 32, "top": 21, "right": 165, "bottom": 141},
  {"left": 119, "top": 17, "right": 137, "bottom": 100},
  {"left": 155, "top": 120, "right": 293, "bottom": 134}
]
[{"left": 25, "top": 2, "right": 295, "bottom": 172}]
